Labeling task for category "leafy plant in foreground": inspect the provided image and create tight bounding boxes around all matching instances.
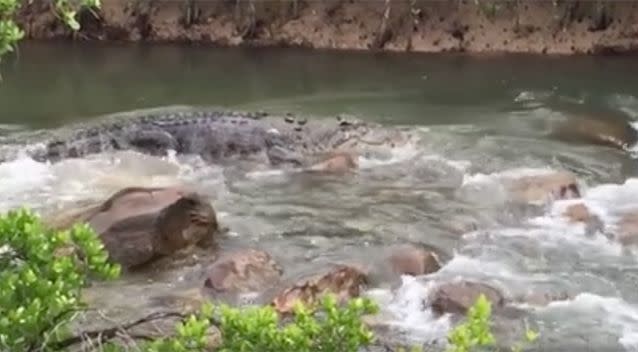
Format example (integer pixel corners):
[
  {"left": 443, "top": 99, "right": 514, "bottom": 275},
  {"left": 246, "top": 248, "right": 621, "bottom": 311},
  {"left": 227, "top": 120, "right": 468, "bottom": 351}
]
[
  {"left": 446, "top": 294, "right": 539, "bottom": 352},
  {"left": 215, "top": 294, "right": 378, "bottom": 352},
  {"left": 0, "top": 208, "right": 120, "bottom": 351},
  {"left": 111, "top": 294, "right": 378, "bottom": 352}
]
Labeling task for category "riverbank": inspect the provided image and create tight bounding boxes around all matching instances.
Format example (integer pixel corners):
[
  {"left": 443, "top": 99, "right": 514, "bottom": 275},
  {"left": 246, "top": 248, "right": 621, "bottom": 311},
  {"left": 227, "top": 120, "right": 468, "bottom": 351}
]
[{"left": 15, "top": 0, "right": 638, "bottom": 55}]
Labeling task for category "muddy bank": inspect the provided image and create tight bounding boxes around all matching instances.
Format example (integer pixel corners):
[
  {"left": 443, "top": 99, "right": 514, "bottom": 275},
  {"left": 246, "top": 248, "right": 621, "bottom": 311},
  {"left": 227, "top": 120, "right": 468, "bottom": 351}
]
[{"left": 16, "top": 0, "right": 638, "bottom": 55}]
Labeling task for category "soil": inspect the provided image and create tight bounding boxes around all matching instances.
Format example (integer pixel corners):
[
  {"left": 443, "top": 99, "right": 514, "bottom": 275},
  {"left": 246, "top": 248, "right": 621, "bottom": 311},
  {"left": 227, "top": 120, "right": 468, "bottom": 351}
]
[{"left": 15, "top": 0, "right": 638, "bottom": 55}]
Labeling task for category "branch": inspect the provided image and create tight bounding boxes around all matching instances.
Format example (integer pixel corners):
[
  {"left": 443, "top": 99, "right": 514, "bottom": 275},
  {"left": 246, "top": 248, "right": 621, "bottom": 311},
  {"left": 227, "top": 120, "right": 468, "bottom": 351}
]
[{"left": 46, "top": 311, "right": 189, "bottom": 351}]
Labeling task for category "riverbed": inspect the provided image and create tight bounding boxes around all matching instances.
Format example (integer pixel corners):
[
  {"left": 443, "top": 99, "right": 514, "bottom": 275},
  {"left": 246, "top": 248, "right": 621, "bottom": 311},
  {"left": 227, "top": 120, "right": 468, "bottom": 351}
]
[{"left": 2, "top": 42, "right": 638, "bottom": 351}]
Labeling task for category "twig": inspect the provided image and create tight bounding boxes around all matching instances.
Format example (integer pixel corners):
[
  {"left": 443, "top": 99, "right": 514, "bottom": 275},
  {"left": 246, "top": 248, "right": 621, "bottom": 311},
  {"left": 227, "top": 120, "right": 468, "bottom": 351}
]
[
  {"left": 29, "top": 308, "right": 82, "bottom": 352},
  {"left": 47, "top": 311, "right": 188, "bottom": 351}
]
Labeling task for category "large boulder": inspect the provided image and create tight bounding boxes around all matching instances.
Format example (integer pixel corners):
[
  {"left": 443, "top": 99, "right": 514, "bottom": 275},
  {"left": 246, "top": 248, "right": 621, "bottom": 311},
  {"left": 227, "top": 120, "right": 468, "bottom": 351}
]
[
  {"left": 203, "top": 248, "right": 283, "bottom": 298},
  {"left": 271, "top": 264, "right": 369, "bottom": 315},
  {"left": 47, "top": 186, "right": 219, "bottom": 270}
]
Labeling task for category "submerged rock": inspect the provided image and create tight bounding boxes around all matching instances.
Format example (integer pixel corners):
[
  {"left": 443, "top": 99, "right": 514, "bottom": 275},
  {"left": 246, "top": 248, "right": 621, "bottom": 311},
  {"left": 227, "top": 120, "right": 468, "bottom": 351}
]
[
  {"left": 271, "top": 264, "right": 369, "bottom": 315},
  {"left": 306, "top": 151, "right": 359, "bottom": 174},
  {"left": 548, "top": 112, "right": 638, "bottom": 151},
  {"left": 560, "top": 202, "right": 605, "bottom": 236},
  {"left": 385, "top": 244, "right": 442, "bottom": 277},
  {"left": 203, "top": 248, "right": 283, "bottom": 297},
  {"left": 428, "top": 280, "right": 506, "bottom": 316},
  {"left": 517, "top": 291, "right": 573, "bottom": 307},
  {"left": 616, "top": 212, "right": 638, "bottom": 246},
  {"left": 47, "top": 186, "right": 219, "bottom": 270},
  {"left": 501, "top": 170, "right": 581, "bottom": 204},
  {"left": 563, "top": 203, "right": 594, "bottom": 223}
]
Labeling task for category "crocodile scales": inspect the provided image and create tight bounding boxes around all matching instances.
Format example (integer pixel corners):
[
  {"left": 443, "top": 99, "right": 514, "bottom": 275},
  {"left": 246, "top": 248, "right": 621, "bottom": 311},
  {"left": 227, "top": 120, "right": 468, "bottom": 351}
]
[{"left": 0, "top": 106, "right": 414, "bottom": 167}]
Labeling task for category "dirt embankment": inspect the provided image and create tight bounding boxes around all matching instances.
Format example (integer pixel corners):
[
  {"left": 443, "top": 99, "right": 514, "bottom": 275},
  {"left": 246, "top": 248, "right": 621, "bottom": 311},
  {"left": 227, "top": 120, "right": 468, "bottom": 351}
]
[{"left": 15, "top": 0, "right": 638, "bottom": 55}]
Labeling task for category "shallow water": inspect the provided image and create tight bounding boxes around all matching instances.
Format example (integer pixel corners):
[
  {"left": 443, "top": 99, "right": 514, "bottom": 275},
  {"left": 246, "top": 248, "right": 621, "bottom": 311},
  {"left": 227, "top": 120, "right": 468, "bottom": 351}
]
[{"left": 3, "top": 42, "right": 638, "bottom": 351}]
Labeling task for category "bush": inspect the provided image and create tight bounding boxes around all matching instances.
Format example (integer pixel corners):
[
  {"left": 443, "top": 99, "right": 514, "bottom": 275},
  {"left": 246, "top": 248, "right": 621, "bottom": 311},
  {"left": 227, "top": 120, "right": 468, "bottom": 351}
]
[
  {"left": 215, "top": 294, "right": 378, "bottom": 352},
  {"left": 0, "top": 208, "right": 120, "bottom": 351},
  {"left": 134, "top": 294, "right": 378, "bottom": 352},
  {"left": 446, "top": 294, "right": 539, "bottom": 352}
]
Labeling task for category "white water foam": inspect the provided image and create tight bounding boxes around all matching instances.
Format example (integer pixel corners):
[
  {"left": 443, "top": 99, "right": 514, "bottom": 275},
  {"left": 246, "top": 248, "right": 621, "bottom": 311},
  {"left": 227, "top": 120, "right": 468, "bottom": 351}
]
[
  {"left": 538, "top": 293, "right": 638, "bottom": 351},
  {"left": 459, "top": 167, "right": 563, "bottom": 206},
  {"left": 0, "top": 150, "right": 221, "bottom": 213},
  {"left": 366, "top": 276, "right": 452, "bottom": 346},
  {"left": 545, "top": 177, "right": 638, "bottom": 240}
]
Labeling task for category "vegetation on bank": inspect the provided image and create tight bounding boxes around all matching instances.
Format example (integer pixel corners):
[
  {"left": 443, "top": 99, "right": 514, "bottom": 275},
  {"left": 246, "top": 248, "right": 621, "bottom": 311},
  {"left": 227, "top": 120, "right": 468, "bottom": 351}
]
[
  {"left": 0, "top": 0, "right": 99, "bottom": 64},
  {"left": 0, "top": 208, "right": 539, "bottom": 352},
  {"left": 0, "top": 0, "right": 628, "bottom": 62}
]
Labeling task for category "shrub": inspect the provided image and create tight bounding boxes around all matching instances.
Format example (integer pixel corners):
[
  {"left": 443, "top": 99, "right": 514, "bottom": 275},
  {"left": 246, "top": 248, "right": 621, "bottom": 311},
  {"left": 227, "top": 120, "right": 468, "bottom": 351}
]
[
  {"left": 446, "top": 294, "right": 539, "bottom": 352},
  {"left": 104, "top": 294, "right": 378, "bottom": 352},
  {"left": 215, "top": 294, "right": 378, "bottom": 352},
  {"left": 0, "top": 207, "right": 120, "bottom": 351}
]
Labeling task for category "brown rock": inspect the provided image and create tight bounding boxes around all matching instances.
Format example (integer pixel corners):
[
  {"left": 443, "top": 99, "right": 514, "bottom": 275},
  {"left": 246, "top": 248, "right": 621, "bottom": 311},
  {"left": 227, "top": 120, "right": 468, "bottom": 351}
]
[
  {"left": 519, "top": 291, "right": 573, "bottom": 307},
  {"left": 563, "top": 203, "right": 592, "bottom": 223},
  {"left": 47, "top": 186, "right": 218, "bottom": 270},
  {"left": 549, "top": 113, "right": 638, "bottom": 151},
  {"left": 617, "top": 211, "right": 638, "bottom": 246},
  {"left": 562, "top": 202, "right": 606, "bottom": 237},
  {"left": 386, "top": 244, "right": 442, "bottom": 277},
  {"left": 429, "top": 280, "right": 505, "bottom": 316},
  {"left": 502, "top": 171, "right": 581, "bottom": 203},
  {"left": 203, "top": 248, "right": 283, "bottom": 295},
  {"left": 306, "top": 151, "right": 358, "bottom": 174},
  {"left": 271, "top": 265, "right": 368, "bottom": 315}
]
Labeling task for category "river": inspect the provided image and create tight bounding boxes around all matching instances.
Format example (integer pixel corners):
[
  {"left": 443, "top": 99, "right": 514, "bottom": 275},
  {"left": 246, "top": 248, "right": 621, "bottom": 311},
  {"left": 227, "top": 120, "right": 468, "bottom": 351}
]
[{"left": 2, "top": 42, "right": 638, "bottom": 351}]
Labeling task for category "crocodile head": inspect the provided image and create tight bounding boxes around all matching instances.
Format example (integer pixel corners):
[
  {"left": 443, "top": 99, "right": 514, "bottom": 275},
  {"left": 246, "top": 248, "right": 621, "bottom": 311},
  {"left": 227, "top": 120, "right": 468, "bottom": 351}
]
[{"left": 262, "top": 115, "right": 414, "bottom": 167}]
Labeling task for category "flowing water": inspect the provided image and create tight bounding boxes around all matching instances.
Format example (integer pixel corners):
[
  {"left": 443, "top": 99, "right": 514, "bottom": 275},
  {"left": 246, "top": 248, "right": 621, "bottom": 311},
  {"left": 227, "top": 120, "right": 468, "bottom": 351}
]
[{"left": 3, "top": 42, "right": 638, "bottom": 351}]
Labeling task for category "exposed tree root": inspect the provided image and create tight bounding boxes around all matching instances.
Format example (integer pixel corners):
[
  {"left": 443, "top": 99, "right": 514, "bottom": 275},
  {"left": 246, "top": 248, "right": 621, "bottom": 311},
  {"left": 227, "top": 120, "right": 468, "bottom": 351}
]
[{"left": 371, "top": 0, "right": 392, "bottom": 50}]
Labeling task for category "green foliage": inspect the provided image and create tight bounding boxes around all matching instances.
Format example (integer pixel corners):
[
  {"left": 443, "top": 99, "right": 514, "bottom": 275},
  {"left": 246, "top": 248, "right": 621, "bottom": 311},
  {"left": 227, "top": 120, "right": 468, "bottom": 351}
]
[
  {"left": 215, "top": 294, "right": 378, "bottom": 352},
  {"left": 0, "top": 0, "right": 100, "bottom": 64},
  {"left": 141, "top": 303, "right": 216, "bottom": 352},
  {"left": 510, "top": 320, "right": 539, "bottom": 352},
  {"left": 446, "top": 294, "right": 495, "bottom": 352},
  {"left": 100, "top": 294, "right": 378, "bottom": 352},
  {"left": 445, "top": 294, "right": 540, "bottom": 352},
  {"left": 0, "top": 208, "right": 120, "bottom": 351}
]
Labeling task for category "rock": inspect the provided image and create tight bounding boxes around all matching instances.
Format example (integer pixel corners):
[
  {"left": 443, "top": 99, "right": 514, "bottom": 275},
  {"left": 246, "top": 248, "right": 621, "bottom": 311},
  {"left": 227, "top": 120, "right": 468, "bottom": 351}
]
[
  {"left": 271, "top": 265, "right": 368, "bottom": 315},
  {"left": 203, "top": 248, "right": 283, "bottom": 295},
  {"left": 519, "top": 291, "right": 573, "bottom": 307},
  {"left": 616, "top": 211, "right": 638, "bottom": 246},
  {"left": 548, "top": 113, "right": 638, "bottom": 151},
  {"left": 386, "top": 244, "right": 442, "bottom": 277},
  {"left": 47, "top": 186, "right": 219, "bottom": 270},
  {"left": 561, "top": 202, "right": 605, "bottom": 236},
  {"left": 428, "top": 280, "right": 506, "bottom": 316},
  {"left": 501, "top": 171, "right": 581, "bottom": 204},
  {"left": 563, "top": 203, "right": 592, "bottom": 223},
  {"left": 306, "top": 151, "right": 358, "bottom": 174}
]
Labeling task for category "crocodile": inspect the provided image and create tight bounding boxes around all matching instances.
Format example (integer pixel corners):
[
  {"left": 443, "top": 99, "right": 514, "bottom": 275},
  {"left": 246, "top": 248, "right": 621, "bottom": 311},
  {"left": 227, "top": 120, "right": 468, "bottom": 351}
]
[{"left": 0, "top": 106, "right": 415, "bottom": 168}]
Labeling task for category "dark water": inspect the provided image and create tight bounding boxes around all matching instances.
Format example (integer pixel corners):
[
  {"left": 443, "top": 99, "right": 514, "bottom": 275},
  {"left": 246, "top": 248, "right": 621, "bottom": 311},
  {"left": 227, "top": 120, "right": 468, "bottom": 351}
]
[
  {"left": 1, "top": 41, "right": 637, "bottom": 128},
  {"left": 3, "top": 42, "right": 638, "bottom": 351}
]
